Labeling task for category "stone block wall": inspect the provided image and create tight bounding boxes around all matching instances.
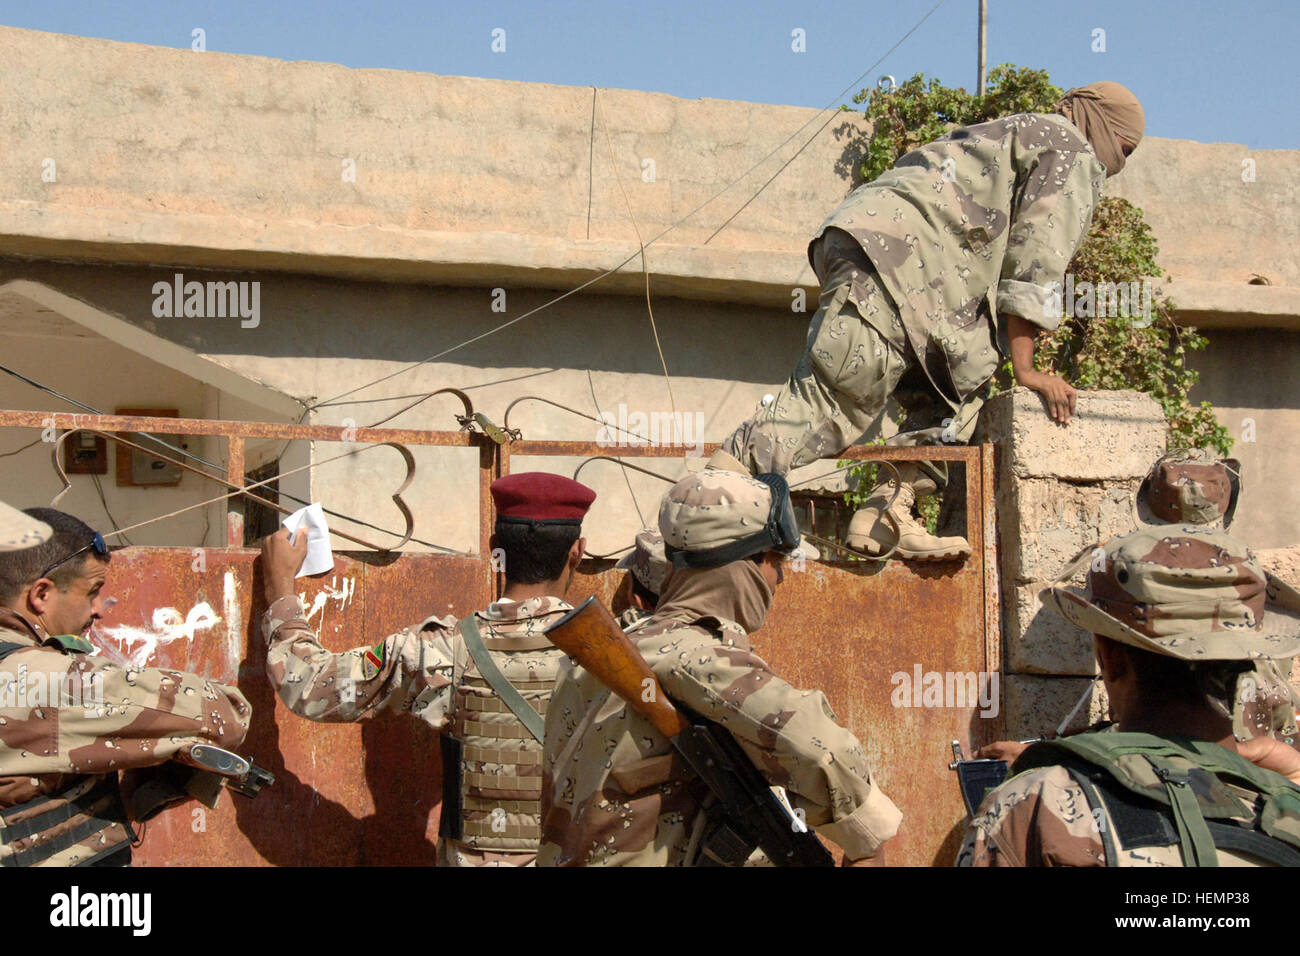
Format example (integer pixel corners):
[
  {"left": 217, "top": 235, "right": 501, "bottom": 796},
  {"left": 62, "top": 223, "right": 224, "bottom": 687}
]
[
  {"left": 975, "top": 388, "right": 1168, "bottom": 738},
  {"left": 1256, "top": 548, "right": 1300, "bottom": 688}
]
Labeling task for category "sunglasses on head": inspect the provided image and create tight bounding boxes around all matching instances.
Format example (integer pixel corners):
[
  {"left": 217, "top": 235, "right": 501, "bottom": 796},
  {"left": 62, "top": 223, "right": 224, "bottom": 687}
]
[{"left": 40, "top": 532, "right": 109, "bottom": 580}]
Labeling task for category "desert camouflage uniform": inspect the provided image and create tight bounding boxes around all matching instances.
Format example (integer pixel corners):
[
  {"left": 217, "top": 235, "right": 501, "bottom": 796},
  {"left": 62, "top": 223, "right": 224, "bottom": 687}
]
[
  {"left": 615, "top": 529, "right": 669, "bottom": 633},
  {"left": 263, "top": 593, "right": 572, "bottom": 867},
  {"left": 725, "top": 113, "right": 1106, "bottom": 477},
  {"left": 957, "top": 760, "right": 1286, "bottom": 867},
  {"left": 0, "top": 607, "right": 250, "bottom": 866},
  {"left": 1136, "top": 453, "right": 1295, "bottom": 746},
  {"left": 539, "top": 612, "right": 901, "bottom": 866},
  {"left": 1236, "top": 661, "right": 1299, "bottom": 746},
  {"left": 960, "top": 526, "right": 1300, "bottom": 867}
]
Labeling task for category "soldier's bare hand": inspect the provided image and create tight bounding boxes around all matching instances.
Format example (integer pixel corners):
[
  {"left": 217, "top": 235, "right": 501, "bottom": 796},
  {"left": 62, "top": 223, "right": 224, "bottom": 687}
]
[
  {"left": 974, "top": 740, "right": 1029, "bottom": 762},
  {"left": 261, "top": 529, "right": 307, "bottom": 602},
  {"left": 1237, "top": 736, "right": 1300, "bottom": 785},
  {"left": 1023, "top": 371, "right": 1077, "bottom": 424}
]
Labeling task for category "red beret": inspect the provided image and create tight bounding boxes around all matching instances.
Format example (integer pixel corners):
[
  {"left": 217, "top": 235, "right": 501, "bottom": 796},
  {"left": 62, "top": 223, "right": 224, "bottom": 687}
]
[{"left": 491, "top": 472, "right": 596, "bottom": 524}]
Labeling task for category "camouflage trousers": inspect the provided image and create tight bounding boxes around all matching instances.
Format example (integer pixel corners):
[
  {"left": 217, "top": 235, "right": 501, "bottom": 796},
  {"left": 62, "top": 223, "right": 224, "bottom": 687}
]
[{"left": 722, "top": 256, "right": 985, "bottom": 488}]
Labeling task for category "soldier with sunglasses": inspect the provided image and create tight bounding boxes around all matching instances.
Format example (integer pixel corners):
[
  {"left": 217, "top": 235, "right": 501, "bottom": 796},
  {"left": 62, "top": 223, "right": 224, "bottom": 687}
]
[{"left": 0, "top": 505, "right": 251, "bottom": 867}]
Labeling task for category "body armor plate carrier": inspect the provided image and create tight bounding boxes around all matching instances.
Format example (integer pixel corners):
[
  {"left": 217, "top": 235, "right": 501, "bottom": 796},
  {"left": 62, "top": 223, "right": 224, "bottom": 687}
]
[
  {"left": 1014, "top": 731, "right": 1300, "bottom": 867},
  {"left": 438, "top": 617, "right": 567, "bottom": 852}
]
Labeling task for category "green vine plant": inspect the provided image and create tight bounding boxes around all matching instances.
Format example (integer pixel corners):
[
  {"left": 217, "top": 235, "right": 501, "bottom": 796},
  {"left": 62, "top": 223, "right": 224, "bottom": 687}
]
[{"left": 835, "top": 65, "right": 1231, "bottom": 529}]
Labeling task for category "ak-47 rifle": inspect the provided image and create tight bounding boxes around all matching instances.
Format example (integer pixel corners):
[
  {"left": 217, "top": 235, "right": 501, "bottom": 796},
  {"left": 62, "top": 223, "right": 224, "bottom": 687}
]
[
  {"left": 948, "top": 676, "right": 1106, "bottom": 816},
  {"left": 177, "top": 743, "right": 275, "bottom": 798},
  {"left": 124, "top": 744, "right": 275, "bottom": 822},
  {"left": 544, "top": 595, "right": 833, "bottom": 867}
]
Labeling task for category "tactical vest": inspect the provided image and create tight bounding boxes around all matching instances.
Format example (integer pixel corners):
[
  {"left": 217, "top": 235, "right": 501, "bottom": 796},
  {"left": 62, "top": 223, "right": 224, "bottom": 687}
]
[
  {"left": 0, "top": 641, "right": 133, "bottom": 867},
  {"left": 438, "top": 618, "right": 567, "bottom": 853},
  {"left": 1014, "top": 731, "right": 1300, "bottom": 867}
]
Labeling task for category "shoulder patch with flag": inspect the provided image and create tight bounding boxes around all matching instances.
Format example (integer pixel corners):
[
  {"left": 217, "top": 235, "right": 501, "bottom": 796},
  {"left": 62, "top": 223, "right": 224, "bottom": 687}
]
[{"left": 362, "top": 643, "right": 386, "bottom": 679}]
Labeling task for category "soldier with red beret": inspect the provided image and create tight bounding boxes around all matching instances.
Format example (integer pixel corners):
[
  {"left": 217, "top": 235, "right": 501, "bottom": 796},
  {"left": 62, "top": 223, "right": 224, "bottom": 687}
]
[{"left": 260, "top": 472, "right": 595, "bottom": 866}]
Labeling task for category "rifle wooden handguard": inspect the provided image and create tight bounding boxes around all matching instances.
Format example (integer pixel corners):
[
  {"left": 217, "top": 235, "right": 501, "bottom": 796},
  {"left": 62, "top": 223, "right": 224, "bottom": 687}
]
[{"left": 544, "top": 596, "right": 689, "bottom": 739}]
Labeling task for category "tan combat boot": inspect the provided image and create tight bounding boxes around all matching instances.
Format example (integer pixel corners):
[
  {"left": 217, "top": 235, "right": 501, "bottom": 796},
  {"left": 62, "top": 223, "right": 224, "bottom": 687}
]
[{"left": 845, "top": 463, "right": 971, "bottom": 561}]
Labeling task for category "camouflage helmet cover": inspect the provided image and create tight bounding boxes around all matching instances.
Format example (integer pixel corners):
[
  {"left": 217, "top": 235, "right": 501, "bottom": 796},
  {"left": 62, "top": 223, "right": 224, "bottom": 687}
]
[
  {"left": 0, "top": 501, "right": 52, "bottom": 552},
  {"left": 658, "top": 469, "right": 814, "bottom": 568}
]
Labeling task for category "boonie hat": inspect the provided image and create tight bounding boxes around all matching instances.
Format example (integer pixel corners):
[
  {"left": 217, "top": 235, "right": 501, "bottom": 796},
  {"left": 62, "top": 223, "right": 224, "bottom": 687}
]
[{"left": 1040, "top": 526, "right": 1300, "bottom": 661}]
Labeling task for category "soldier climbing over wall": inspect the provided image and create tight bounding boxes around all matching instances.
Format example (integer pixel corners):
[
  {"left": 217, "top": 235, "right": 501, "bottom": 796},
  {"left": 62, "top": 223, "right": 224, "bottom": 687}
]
[{"left": 711, "top": 82, "right": 1145, "bottom": 561}]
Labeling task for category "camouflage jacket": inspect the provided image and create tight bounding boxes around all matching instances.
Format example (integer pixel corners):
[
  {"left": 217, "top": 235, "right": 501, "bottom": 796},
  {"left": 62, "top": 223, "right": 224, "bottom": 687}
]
[
  {"left": 616, "top": 607, "right": 654, "bottom": 632},
  {"left": 0, "top": 607, "right": 251, "bottom": 865},
  {"left": 815, "top": 112, "right": 1105, "bottom": 402},
  {"left": 538, "top": 614, "right": 901, "bottom": 865},
  {"left": 957, "top": 735, "right": 1300, "bottom": 867},
  {"left": 262, "top": 592, "right": 573, "bottom": 866}
]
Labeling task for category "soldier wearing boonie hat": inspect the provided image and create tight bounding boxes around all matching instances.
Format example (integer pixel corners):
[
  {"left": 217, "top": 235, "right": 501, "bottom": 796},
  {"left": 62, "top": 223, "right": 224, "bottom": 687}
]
[
  {"left": 1134, "top": 451, "right": 1297, "bottom": 748},
  {"left": 960, "top": 525, "right": 1300, "bottom": 867},
  {"left": 614, "top": 528, "right": 670, "bottom": 631},
  {"left": 539, "top": 469, "right": 899, "bottom": 867},
  {"left": 262, "top": 471, "right": 596, "bottom": 867}
]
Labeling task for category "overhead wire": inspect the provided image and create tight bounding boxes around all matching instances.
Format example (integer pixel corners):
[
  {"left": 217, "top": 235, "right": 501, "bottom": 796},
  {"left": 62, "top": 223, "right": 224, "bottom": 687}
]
[
  {"left": 3, "top": 3, "right": 951, "bottom": 556},
  {"left": 90, "top": 472, "right": 135, "bottom": 546},
  {"left": 594, "top": 85, "right": 676, "bottom": 420},
  {"left": 0, "top": 436, "right": 43, "bottom": 459},
  {"left": 0, "top": 362, "right": 453, "bottom": 552},
  {"left": 305, "top": 0, "right": 949, "bottom": 413}
]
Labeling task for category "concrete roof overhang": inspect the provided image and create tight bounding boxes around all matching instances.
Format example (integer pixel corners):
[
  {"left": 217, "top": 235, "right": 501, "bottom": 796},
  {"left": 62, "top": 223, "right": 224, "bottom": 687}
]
[{"left": 0, "top": 278, "right": 303, "bottom": 419}]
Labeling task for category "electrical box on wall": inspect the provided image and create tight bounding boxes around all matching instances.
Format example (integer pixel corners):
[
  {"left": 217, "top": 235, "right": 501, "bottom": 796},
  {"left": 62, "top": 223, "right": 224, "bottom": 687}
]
[
  {"left": 115, "top": 408, "right": 187, "bottom": 487},
  {"left": 63, "top": 431, "right": 108, "bottom": 475}
]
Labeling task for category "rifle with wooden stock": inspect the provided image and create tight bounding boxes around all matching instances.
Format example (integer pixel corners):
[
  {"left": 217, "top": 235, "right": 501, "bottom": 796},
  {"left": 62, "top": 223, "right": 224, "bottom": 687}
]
[{"left": 545, "top": 595, "right": 833, "bottom": 867}]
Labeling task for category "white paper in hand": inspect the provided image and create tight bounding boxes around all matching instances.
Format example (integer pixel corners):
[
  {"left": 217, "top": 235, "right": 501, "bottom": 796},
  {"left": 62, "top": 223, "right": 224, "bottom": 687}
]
[{"left": 282, "top": 503, "right": 334, "bottom": 577}]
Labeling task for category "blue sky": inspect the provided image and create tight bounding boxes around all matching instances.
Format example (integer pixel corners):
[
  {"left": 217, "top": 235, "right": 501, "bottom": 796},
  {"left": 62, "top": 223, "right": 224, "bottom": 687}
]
[{"left": 4, "top": 0, "right": 1297, "bottom": 148}]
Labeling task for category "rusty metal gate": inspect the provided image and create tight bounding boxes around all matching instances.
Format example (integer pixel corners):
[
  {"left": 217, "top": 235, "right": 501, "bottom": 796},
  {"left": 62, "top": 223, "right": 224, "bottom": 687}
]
[{"left": 0, "top": 410, "right": 1000, "bottom": 866}]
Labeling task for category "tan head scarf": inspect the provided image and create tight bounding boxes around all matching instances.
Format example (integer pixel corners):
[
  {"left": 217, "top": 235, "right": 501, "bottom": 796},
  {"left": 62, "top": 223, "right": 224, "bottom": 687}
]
[
  {"left": 653, "top": 559, "right": 774, "bottom": 635},
  {"left": 1056, "top": 81, "right": 1145, "bottom": 177}
]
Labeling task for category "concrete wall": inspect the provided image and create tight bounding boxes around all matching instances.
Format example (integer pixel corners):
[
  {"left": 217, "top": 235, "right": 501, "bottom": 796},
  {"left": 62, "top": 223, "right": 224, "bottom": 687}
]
[
  {"left": 1105, "top": 140, "right": 1300, "bottom": 327},
  {"left": 0, "top": 257, "right": 813, "bottom": 554},
  {"left": 2, "top": 23, "right": 1297, "bottom": 320},
  {"left": 0, "top": 24, "right": 849, "bottom": 306},
  {"left": 0, "top": 317, "right": 304, "bottom": 548},
  {"left": 976, "top": 389, "right": 1169, "bottom": 736},
  {"left": 0, "top": 24, "right": 1296, "bottom": 553},
  {"left": 1188, "top": 328, "right": 1300, "bottom": 548}
]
